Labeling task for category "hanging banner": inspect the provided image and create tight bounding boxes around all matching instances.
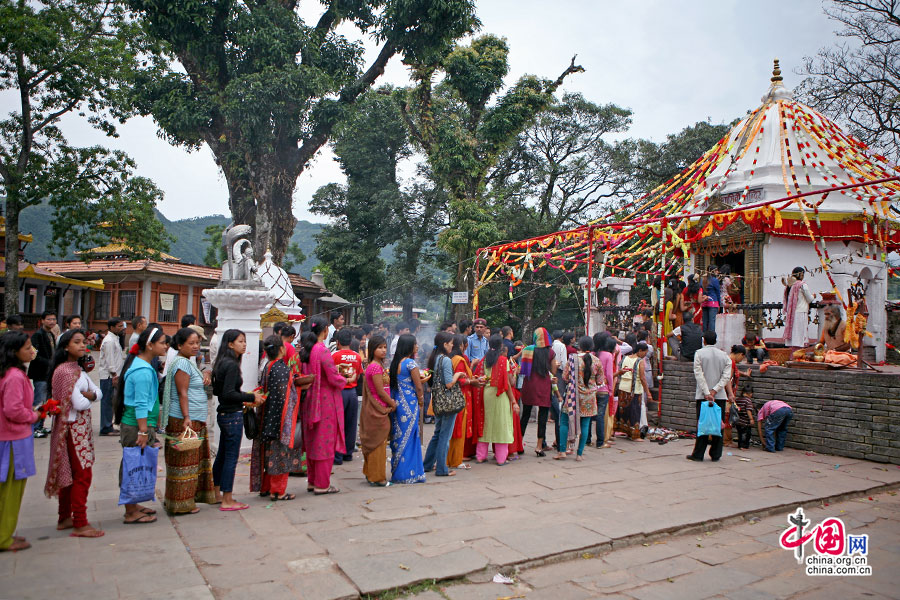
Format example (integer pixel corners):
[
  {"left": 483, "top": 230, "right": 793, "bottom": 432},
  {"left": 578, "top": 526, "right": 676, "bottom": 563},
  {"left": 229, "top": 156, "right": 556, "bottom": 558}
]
[{"left": 159, "top": 293, "right": 175, "bottom": 311}]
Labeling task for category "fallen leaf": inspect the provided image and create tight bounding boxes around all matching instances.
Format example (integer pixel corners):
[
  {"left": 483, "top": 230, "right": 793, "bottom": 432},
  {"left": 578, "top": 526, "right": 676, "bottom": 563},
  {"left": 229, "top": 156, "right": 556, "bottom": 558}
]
[
  {"left": 642, "top": 543, "right": 650, "bottom": 547},
  {"left": 398, "top": 564, "right": 410, "bottom": 570},
  {"left": 696, "top": 544, "right": 703, "bottom": 548},
  {"left": 581, "top": 553, "right": 594, "bottom": 559}
]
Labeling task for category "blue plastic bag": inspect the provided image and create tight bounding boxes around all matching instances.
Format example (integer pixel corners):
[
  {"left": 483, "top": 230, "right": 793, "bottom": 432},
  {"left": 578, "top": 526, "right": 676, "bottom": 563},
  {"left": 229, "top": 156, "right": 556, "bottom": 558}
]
[
  {"left": 697, "top": 401, "right": 722, "bottom": 437},
  {"left": 118, "top": 446, "right": 159, "bottom": 506}
]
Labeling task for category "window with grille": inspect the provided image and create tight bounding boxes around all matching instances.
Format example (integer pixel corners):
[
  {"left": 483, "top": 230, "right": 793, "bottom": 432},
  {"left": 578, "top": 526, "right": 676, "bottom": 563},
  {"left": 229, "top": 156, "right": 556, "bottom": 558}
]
[
  {"left": 157, "top": 293, "right": 180, "bottom": 323},
  {"left": 118, "top": 290, "right": 137, "bottom": 321},
  {"left": 93, "top": 292, "right": 111, "bottom": 320}
]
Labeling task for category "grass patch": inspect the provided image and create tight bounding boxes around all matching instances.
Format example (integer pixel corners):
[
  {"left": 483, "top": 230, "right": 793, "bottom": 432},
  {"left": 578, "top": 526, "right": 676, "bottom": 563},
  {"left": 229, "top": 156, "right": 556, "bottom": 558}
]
[{"left": 362, "top": 576, "right": 469, "bottom": 600}]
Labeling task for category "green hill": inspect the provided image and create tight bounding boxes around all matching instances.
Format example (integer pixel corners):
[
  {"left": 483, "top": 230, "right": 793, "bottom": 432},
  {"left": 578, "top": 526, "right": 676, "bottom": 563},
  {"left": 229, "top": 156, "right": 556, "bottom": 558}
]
[{"left": 14, "top": 200, "right": 327, "bottom": 278}]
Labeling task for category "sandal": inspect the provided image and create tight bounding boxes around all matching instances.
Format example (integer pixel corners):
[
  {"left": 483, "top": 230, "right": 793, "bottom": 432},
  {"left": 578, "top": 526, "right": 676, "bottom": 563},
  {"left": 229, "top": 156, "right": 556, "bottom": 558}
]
[
  {"left": 553, "top": 453, "right": 566, "bottom": 460},
  {"left": 271, "top": 493, "right": 296, "bottom": 501},
  {"left": 123, "top": 514, "right": 157, "bottom": 525},
  {"left": 0, "top": 539, "right": 31, "bottom": 552},
  {"left": 313, "top": 486, "right": 340, "bottom": 495},
  {"left": 259, "top": 492, "right": 270, "bottom": 497},
  {"left": 458, "top": 463, "right": 471, "bottom": 470},
  {"left": 220, "top": 503, "right": 250, "bottom": 511},
  {"left": 535, "top": 450, "right": 546, "bottom": 457}
]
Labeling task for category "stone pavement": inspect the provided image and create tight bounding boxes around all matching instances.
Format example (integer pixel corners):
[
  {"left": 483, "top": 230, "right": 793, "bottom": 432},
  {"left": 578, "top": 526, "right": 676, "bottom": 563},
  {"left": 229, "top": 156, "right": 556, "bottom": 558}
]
[
  {"left": 2, "top": 401, "right": 899, "bottom": 599},
  {"left": 410, "top": 489, "right": 900, "bottom": 600}
]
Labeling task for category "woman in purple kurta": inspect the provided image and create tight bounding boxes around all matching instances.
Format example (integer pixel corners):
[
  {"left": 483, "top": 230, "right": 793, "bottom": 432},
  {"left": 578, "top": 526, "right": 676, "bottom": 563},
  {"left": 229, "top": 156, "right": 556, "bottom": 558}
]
[{"left": 299, "top": 316, "right": 352, "bottom": 494}]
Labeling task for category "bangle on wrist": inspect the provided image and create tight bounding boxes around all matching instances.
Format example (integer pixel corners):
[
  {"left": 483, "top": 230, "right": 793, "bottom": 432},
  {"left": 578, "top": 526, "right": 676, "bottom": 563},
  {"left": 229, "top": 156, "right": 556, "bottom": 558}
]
[{"left": 137, "top": 431, "right": 148, "bottom": 436}]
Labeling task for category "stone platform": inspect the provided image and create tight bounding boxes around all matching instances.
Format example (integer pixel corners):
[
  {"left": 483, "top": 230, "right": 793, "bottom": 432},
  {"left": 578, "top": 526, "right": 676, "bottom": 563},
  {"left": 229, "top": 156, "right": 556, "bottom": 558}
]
[
  {"left": 2, "top": 397, "right": 899, "bottom": 599},
  {"left": 657, "top": 360, "right": 900, "bottom": 464}
]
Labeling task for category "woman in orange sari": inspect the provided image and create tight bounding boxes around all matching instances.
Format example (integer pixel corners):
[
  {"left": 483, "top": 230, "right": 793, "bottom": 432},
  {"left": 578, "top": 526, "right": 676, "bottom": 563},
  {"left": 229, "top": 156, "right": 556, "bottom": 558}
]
[{"left": 448, "top": 335, "right": 478, "bottom": 469}]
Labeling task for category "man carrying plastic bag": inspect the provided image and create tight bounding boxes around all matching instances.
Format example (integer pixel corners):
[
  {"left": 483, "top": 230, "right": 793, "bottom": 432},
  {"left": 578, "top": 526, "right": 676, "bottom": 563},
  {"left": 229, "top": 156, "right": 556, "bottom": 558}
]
[{"left": 686, "top": 331, "right": 731, "bottom": 462}]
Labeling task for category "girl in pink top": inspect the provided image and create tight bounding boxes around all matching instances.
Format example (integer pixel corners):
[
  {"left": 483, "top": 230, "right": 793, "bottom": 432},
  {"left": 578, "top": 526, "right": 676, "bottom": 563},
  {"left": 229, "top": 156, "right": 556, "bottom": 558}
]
[{"left": 0, "top": 331, "right": 40, "bottom": 552}]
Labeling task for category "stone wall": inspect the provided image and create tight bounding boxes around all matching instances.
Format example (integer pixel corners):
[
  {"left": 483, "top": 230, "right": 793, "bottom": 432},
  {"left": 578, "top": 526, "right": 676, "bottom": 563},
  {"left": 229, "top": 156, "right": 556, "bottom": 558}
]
[
  {"left": 655, "top": 360, "right": 900, "bottom": 464},
  {"left": 889, "top": 310, "right": 900, "bottom": 363}
]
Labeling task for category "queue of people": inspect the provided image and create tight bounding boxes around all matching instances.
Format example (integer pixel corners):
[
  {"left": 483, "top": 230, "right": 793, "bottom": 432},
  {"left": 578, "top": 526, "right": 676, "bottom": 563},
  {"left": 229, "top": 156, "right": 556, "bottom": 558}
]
[{"left": 0, "top": 304, "right": 796, "bottom": 554}]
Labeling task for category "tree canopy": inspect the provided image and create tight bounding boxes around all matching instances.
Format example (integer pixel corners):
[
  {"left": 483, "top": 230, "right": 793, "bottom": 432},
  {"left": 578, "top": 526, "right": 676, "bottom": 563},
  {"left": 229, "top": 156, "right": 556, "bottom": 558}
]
[
  {"left": 128, "top": 0, "right": 479, "bottom": 262},
  {"left": 0, "top": 0, "right": 169, "bottom": 316},
  {"left": 400, "top": 34, "right": 583, "bottom": 317}
]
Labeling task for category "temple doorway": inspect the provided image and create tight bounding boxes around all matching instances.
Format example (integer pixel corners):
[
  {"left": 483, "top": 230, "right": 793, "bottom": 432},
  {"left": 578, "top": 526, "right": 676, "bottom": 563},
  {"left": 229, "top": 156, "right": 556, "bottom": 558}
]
[{"left": 716, "top": 250, "right": 745, "bottom": 303}]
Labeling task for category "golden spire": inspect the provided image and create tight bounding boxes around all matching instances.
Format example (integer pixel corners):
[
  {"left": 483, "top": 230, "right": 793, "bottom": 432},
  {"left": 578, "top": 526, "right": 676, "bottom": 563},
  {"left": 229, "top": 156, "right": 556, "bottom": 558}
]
[{"left": 771, "top": 59, "right": 783, "bottom": 83}]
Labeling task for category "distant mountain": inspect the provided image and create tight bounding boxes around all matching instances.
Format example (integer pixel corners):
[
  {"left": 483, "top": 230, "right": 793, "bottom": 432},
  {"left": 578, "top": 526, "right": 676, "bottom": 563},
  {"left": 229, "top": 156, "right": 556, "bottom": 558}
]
[{"left": 15, "top": 200, "right": 326, "bottom": 278}]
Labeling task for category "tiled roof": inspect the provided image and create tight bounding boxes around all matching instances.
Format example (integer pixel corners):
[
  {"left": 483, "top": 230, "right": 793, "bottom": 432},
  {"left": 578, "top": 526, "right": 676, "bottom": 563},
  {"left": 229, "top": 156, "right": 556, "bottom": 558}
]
[
  {"left": 36, "top": 259, "right": 222, "bottom": 282},
  {"left": 39, "top": 259, "right": 329, "bottom": 293},
  {"left": 287, "top": 272, "right": 324, "bottom": 291}
]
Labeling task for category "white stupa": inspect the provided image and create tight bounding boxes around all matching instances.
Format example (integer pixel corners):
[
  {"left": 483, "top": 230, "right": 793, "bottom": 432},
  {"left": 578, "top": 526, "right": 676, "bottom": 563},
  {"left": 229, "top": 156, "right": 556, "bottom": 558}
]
[{"left": 257, "top": 249, "right": 304, "bottom": 320}]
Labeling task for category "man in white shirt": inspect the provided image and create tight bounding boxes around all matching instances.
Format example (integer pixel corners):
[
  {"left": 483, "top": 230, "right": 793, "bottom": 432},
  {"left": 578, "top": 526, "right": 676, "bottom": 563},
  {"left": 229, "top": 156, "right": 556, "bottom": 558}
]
[
  {"left": 325, "top": 311, "right": 345, "bottom": 347},
  {"left": 388, "top": 320, "right": 409, "bottom": 360},
  {"left": 98, "top": 318, "right": 126, "bottom": 435},
  {"left": 687, "top": 330, "right": 732, "bottom": 462},
  {"left": 129, "top": 316, "right": 147, "bottom": 348}
]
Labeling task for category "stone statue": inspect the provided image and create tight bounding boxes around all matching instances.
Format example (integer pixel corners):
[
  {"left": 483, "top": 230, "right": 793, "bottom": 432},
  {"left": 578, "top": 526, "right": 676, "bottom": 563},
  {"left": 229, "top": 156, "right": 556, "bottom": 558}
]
[{"left": 220, "top": 223, "right": 263, "bottom": 287}]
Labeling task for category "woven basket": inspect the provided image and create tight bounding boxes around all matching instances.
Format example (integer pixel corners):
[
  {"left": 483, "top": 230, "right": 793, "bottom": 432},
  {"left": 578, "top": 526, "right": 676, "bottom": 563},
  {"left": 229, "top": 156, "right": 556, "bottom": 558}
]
[
  {"left": 172, "top": 427, "right": 202, "bottom": 452},
  {"left": 767, "top": 347, "right": 793, "bottom": 365}
]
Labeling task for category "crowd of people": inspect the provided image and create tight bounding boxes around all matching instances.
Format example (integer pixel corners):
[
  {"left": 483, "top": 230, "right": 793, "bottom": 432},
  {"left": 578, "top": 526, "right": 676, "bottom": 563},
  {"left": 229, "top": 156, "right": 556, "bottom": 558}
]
[{"left": 0, "top": 296, "right": 798, "bottom": 554}]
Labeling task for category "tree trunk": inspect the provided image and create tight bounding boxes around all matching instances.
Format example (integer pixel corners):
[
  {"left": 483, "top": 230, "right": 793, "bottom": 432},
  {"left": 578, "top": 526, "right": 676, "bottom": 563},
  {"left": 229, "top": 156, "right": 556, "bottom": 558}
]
[
  {"left": 247, "top": 160, "right": 298, "bottom": 263},
  {"left": 4, "top": 186, "right": 20, "bottom": 317},
  {"left": 363, "top": 296, "right": 375, "bottom": 325}
]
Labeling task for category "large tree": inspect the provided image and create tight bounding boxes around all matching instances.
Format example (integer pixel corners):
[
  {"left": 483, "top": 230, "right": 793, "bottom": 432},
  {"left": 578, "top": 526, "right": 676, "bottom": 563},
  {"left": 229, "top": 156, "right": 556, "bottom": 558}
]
[
  {"left": 0, "top": 0, "right": 170, "bottom": 316},
  {"left": 799, "top": 0, "right": 900, "bottom": 163},
  {"left": 311, "top": 89, "right": 409, "bottom": 322},
  {"left": 400, "top": 34, "right": 583, "bottom": 318},
  {"left": 484, "top": 92, "right": 632, "bottom": 336},
  {"left": 128, "top": 0, "right": 478, "bottom": 263},
  {"left": 619, "top": 119, "right": 736, "bottom": 197}
]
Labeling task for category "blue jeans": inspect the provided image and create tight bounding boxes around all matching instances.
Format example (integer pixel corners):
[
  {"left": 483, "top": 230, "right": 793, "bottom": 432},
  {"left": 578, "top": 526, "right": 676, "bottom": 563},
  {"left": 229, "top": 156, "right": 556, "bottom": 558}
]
[
  {"left": 423, "top": 412, "right": 455, "bottom": 476},
  {"left": 763, "top": 407, "right": 793, "bottom": 452},
  {"left": 99, "top": 377, "right": 115, "bottom": 433},
  {"left": 595, "top": 393, "right": 609, "bottom": 444},
  {"left": 32, "top": 380, "right": 48, "bottom": 431},
  {"left": 213, "top": 412, "right": 244, "bottom": 493},
  {"left": 702, "top": 306, "right": 718, "bottom": 333}
]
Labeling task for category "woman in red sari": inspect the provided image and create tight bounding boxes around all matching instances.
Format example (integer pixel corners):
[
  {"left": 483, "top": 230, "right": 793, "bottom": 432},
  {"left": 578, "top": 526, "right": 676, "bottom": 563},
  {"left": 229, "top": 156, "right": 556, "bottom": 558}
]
[
  {"left": 298, "top": 316, "right": 354, "bottom": 495},
  {"left": 45, "top": 330, "right": 104, "bottom": 538},
  {"left": 448, "top": 335, "right": 479, "bottom": 469}
]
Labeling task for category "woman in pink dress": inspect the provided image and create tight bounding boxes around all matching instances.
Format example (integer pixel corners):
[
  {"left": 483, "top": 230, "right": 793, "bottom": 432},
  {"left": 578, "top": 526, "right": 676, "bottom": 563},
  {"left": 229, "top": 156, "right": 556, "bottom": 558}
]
[{"left": 298, "top": 316, "right": 354, "bottom": 495}]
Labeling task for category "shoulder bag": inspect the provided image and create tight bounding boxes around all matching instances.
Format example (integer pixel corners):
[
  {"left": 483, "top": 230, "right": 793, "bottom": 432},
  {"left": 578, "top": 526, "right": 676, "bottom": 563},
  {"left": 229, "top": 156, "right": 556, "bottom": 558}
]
[{"left": 431, "top": 355, "right": 466, "bottom": 416}]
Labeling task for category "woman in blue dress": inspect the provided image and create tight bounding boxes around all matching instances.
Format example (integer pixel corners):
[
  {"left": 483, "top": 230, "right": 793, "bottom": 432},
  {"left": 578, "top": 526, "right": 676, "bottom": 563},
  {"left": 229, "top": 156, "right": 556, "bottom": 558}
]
[{"left": 388, "top": 334, "right": 426, "bottom": 484}]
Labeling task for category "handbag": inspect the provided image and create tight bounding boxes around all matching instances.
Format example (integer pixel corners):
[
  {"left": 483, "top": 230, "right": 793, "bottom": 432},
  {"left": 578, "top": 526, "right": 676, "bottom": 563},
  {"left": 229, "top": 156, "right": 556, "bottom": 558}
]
[
  {"left": 243, "top": 406, "right": 260, "bottom": 440},
  {"left": 698, "top": 401, "right": 723, "bottom": 437},
  {"left": 431, "top": 355, "right": 466, "bottom": 416}
]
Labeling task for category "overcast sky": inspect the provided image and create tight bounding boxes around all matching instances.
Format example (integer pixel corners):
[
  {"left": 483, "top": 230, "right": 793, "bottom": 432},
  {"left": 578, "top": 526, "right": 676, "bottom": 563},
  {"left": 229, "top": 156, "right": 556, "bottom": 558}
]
[{"left": 35, "top": 0, "right": 839, "bottom": 224}]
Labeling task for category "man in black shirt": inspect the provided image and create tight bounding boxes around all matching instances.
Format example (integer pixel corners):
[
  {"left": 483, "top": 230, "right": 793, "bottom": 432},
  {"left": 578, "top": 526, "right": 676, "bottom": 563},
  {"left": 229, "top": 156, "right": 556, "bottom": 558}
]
[
  {"left": 28, "top": 311, "right": 57, "bottom": 437},
  {"left": 678, "top": 311, "right": 703, "bottom": 362}
]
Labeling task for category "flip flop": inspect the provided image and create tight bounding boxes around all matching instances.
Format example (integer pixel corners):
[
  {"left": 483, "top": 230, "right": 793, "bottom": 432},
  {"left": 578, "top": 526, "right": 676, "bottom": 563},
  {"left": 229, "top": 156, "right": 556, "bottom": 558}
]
[
  {"left": 272, "top": 493, "right": 297, "bottom": 501},
  {"left": 138, "top": 506, "right": 157, "bottom": 515},
  {"left": 458, "top": 463, "right": 471, "bottom": 470},
  {"left": 220, "top": 503, "right": 250, "bottom": 512},
  {"left": 313, "top": 486, "right": 340, "bottom": 495},
  {"left": 123, "top": 514, "right": 157, "bottom": 525}
]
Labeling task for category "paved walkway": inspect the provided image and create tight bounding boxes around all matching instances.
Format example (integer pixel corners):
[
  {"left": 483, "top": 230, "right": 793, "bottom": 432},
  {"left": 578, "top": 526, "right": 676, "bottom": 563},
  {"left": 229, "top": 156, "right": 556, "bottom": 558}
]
[
  {"left": 2, "top": 401, "right": 899, "bottom": 599},
  {"left": 410, "top": 489, "right": 900, "bottom": 600}
]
